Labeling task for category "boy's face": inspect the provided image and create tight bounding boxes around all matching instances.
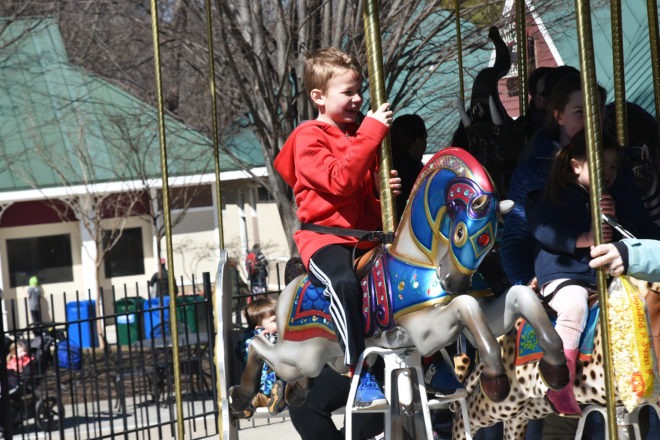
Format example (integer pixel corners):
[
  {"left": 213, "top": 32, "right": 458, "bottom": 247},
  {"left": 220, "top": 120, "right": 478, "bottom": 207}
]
[
  {"left": 311, "top": 68, "right": 363, "bottom": 130},
  {"left": 259, "top": 314, "right": 277, "bottom": 335},
  {"left": 17, "top": 346, "right": 28, "bottom": 358}
]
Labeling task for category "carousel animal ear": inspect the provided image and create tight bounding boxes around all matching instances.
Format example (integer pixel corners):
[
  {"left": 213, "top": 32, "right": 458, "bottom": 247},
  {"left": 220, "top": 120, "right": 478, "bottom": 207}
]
[
  {"left": 456, "top": 97, "right": 471, "bottom": 127},
  {"left": 498, "top": 199, "right": 514, "bottom": 215},
  {"left": 489, "top": 96, "right": 503, "bottom": 127}
]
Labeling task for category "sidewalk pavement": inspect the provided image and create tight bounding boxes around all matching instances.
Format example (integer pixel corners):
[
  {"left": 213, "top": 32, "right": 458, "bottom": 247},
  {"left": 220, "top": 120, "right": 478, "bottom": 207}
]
[{"left": 236, "top": 413, "right": 344, "bottom": 439}]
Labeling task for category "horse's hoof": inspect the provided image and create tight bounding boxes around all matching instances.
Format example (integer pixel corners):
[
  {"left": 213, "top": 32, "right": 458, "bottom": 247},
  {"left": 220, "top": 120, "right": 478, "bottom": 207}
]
[
  {"left": 479, "top": 373, "right": 510, "bottom": 402},
  {"left": 284, "top": 381, "right": 308, "bottom": 407},
  {"left": 228, "top": 385, "right": 249, "bottom": 411},
  {"left": 539, "top": 358, "right": 570, "bottom": 391}
]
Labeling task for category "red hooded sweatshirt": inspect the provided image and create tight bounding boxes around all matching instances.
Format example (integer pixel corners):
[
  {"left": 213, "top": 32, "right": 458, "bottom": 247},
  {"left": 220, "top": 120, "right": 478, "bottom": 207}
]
[{"left": 274, "top": 117, "right": 388, "bottom": 266}]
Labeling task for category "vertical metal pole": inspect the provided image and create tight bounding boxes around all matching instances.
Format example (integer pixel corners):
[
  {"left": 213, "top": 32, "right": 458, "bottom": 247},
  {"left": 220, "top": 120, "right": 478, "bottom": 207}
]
[
  {"left": 455, "top": 0, "right": 465, "bottom": 104},
  {"left": 647, "top": 0, "right": 660, "bottom": 141},
  {"left": 0, "top": 298, "right": 13, "bottom": 437},
  {"left": 574, "top": 0, "right": 618, "bottom": 438},
  {"left": 205, "top": 0, "right": 225, "bottom": 249},
  {"left": 362, "top": 0, "right": 396, "bottom": 233},
  {"left": 610, "top": 0, "right": 628, "bottom": 146},
  {"left": 203, "top": 0, "right": 226, "bottom": 436},
  {"left": 149, "top": 1, "right": 185, "bottom": 437},
  {"left": 516, "top": 0, "right": 528, "bottom": 117}
]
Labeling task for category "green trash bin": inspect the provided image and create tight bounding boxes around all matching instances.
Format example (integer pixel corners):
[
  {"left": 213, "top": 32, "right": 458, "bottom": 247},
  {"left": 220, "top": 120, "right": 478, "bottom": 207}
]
[
  {"left": 115, "top": 297, "right": 146, "bottom": 346},
  {"left": 175, "top": 295, "right": 204, "bottom": 333}
]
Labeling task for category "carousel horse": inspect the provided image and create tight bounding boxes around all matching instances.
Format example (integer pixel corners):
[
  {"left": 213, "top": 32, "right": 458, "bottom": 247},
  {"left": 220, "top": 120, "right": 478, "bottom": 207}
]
[
  {"left": 451, "top": 305, "right": 643, "bottom": 440},
  {"left": 228, "top": 147, "right": 568, "bottom": 415}
]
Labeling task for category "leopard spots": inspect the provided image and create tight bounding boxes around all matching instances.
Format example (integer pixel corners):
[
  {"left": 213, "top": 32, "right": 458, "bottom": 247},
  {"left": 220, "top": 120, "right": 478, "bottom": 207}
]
[{"left": 453, "top": 325, "right": 623, "bottom": 440}]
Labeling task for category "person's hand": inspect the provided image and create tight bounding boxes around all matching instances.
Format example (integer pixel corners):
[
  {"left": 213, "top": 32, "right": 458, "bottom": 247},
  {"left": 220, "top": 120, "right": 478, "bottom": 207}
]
[
  {"left": 527, "top": 277, "right": 538, "bottom": 292},
  {"left": 589, "top": 243, "right": 624, "bottom": 276},
  {"left": 367, "top": 103, "right": 393, "bottom": 127},
  {"left": 389, "top": 169, "right": 402, "bottom": 196}
]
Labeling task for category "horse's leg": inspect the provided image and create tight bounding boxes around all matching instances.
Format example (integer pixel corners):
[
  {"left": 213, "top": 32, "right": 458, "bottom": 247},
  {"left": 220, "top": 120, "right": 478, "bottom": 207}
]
[
  {"left": 284, "top": 376, "right": 312, "bottom": 407},
  {"left": 228, "top": 339, "right": 266, "bottom": 411},
  {"left": 249, "top": 337, "right": 343, "bottom": 407},
  {"left": 398, "top": 295, "right": 510, "bottom": 402},
  {"left": 481, "top": 285, "right": 569, "bottom": 390}
]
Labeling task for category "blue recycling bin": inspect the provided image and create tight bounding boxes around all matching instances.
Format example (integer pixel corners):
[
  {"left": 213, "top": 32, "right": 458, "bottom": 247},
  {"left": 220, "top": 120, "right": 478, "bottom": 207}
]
[
  {"left": 66, "top": 300, "right": 99, "bottom": 348},
  {"left": 143, "top": 296, "right": 171, "bottom": 339}
]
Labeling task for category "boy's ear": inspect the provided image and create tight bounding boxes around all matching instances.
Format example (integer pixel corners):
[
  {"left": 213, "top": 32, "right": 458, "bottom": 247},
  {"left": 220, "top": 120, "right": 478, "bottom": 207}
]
[{"left": 310, "top": 89, "right": 324, "bottom": 106}]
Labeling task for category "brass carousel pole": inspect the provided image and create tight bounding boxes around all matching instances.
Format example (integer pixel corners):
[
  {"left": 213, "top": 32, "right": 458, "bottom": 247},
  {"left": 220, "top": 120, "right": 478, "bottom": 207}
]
[
  {"left": 205, "top": 0, "right": 225, "bottom": 249},
  {"left": 203, "top": 0, "right": 227, "bottom": 437},
  {"left": 149, "top": 1, "right": 185, "bottom": 437},
  {"left": 647, "top": 0, "right": 660, "bottom": 141},
  {"left": 610, "top": 0, "right": 628, "bottom": 146},
  {"left": 362, "top": 0, "right": 396, "bottom": 233},
  {"left": 574, "top": 0, "right": 618, "bottom": 438},
  {"left": 515, "top": 0, "right": 528, "bottom": 117},
  {"left": 455, "top": 0, "right": 465, "bottom": 104}
]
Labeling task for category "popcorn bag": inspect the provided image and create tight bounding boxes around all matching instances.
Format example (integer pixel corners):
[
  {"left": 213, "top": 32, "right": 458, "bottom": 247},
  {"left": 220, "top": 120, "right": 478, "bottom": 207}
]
[{"left": 607, "top": 276, "right": 660, "bottom": 411}]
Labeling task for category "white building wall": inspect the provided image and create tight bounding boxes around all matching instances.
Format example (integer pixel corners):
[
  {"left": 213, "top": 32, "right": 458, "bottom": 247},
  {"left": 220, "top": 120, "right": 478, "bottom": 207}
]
[{"left": 0, "top": 178, "right": 295, "bottom": 330}]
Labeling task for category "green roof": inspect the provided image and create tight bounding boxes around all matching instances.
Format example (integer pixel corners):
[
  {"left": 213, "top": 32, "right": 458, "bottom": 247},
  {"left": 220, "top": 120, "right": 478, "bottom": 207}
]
[
  {"left": 379, "top": 11, "right": 492, "bottom": 150},
  {"left": 0, "top": 18, "right": 244, "bottom": 193},
  {"left": 548, "top": 0, "right": 657, "bottom": 113}
]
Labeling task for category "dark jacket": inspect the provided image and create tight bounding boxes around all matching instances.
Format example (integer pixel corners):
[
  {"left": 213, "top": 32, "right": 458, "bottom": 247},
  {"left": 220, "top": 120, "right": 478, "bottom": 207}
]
[
  {"left": 500, "top": 133, "right": 558, "bottom": 285},
  {"left": 526, "top": 185, "right": 595, "bottom": 288},
  {"left": 500, "top": 131, "right": 660, "bottom": 287}
]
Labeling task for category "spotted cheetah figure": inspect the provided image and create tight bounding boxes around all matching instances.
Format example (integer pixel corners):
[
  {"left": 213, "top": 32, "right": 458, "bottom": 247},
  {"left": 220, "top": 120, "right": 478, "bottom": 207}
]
[{"left": 452, "top": 318, "right": 611, "bottom": 440}]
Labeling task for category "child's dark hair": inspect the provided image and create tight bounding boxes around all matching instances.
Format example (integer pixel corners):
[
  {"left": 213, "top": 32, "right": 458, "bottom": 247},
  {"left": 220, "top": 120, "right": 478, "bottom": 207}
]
[
  {"left": 390, "top": 114, "right": 427, "bottom": 159},
  {"left": 245, "top": 297, "right": 276, "bottom": 330},
  {"left": 544, "top": 130, "right": 620, "bottom": 203}
]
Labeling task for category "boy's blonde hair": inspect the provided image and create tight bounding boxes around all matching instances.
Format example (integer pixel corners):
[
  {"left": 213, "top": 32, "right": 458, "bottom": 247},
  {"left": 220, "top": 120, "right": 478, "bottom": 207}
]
[
  {"left": 303, "top": 47, "right": 362, "bottom": 95},
  {"left": 7, "top": 341, "right": 28, "bottom": 363},
  {"left": 245, "top": 297, "right": 276, "bottom": 330}
]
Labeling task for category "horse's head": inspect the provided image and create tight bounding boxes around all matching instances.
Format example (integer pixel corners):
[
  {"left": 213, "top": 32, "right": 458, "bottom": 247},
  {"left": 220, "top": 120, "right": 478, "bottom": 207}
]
[{"left": 392, "top": 147, "right": 512, "bottom": 294}]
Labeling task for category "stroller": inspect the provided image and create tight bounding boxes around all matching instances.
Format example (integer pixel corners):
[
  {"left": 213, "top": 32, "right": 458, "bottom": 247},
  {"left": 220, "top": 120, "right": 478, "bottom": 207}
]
[{"left": 4, "top": 324, "right": 66, "bottom": 432}]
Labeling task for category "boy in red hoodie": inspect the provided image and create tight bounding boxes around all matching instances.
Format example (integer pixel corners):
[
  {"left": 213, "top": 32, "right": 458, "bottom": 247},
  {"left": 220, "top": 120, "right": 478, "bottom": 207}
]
[{"left": 274, "top": 47, "right": 398, "bottom": 408}]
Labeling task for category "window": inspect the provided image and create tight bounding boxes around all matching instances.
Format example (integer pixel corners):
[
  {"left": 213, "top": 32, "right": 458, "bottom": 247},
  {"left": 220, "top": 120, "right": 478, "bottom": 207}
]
[
  {"left": 257, "top": 186, "right": 274, "bottom": 202},
  {"left": 7, "top": 234, "right": 73, "bottom": 287},
  {"left": 103, "top": 227, "right": 145, "bottom": 278},
  {"left": 507, "top": 77, "right": 520, "bottom": 98}
]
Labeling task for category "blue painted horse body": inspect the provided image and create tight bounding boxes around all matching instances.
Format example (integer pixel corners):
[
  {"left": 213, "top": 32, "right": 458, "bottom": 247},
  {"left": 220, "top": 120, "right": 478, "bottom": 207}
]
[{"left": 229, "top": 147, "right": 568, "bottom": 412}]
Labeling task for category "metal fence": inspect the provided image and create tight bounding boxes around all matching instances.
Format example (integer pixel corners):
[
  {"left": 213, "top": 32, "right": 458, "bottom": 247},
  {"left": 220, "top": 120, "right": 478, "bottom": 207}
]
[{"left": 0, "top": 272, "right": 223, "bottom": 440}]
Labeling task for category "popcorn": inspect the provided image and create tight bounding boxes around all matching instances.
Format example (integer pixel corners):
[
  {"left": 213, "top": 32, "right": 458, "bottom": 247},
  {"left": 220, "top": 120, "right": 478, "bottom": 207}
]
[{"left": 607, "top": 276, "right": 660, "bottom": 411}]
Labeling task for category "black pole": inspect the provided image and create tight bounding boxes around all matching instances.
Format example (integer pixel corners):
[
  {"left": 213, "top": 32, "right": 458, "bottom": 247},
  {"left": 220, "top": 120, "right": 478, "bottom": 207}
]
[{"left": 0, "top": 294, "right": 14, "bottom": 437}]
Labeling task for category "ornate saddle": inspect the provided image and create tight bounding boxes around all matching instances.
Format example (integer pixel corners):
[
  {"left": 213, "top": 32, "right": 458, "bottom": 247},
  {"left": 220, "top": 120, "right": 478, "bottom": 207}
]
[
  {"left": 283, "top": 246, "right": 457, "bottom": 342},
  {"left": 515, "top": 304, "right": 600, "bottom": 365}
]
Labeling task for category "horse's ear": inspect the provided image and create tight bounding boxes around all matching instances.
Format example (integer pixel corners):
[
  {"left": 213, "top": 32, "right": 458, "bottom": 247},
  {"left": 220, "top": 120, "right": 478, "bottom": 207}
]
[{"left": 498, "top": 200, "right": 514, "bottom": 215}]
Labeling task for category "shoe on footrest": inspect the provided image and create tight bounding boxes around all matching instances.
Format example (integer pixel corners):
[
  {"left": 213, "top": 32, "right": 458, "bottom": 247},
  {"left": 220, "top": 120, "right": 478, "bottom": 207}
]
[
  {"left": 425, "top": 360, "right": 465, "bottom": 397},
  {"left": 354, "top": 372, "right": 387, "bottom": 409}
]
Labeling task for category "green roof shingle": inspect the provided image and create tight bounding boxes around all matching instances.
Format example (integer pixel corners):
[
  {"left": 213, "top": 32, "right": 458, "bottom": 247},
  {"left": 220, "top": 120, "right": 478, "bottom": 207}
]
[{"left": 0, "top": 18, "right": 243, "bottom": 193}]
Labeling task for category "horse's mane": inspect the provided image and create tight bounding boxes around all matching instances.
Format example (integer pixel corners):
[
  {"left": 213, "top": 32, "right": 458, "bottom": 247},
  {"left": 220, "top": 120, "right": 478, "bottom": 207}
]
[{"left": 410, "top": 147, "right": 495, "bottom": 200}]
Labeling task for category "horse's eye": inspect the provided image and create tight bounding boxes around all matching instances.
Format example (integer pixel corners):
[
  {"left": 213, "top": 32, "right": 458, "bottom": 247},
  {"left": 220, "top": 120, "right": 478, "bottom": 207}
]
[{"left": 472, "top": 195, "right": 490, "bottom": 215}]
